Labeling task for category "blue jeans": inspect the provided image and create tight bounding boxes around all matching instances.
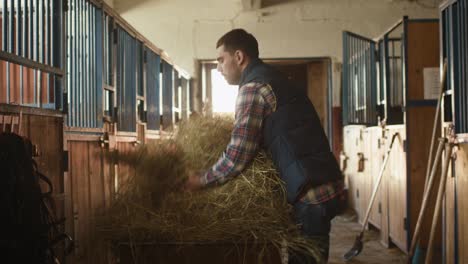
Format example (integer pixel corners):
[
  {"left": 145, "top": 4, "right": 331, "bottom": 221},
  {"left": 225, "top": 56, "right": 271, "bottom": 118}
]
[{"left": 289, "top": 197, "right": 342, "bottom": 264}]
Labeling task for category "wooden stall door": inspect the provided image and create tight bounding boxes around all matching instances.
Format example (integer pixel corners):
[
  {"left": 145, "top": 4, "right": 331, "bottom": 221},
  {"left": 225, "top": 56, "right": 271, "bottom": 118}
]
[
  {"left": 386, "top": 126, "right": 407, "bottom": 252},
  {"left": 66, "top": 139, "right": 113, "bottom": 264},
  {"left": 343, "top": 125, "right": 365, "bottom": 215},
  {"left": 406, "top": 20, "right": 441, "bottom": 258},
  {"left": 366, "top": 127, "right": 385, "bottom": 229},
  {"left": 359, "top": 129, "right": 374, "bottom": 226}
]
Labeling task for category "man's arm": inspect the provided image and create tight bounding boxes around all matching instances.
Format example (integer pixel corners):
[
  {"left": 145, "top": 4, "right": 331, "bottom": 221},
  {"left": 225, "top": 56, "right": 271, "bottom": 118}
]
[{"left": 201, "top": 83, "right": 275, "bottom": 186}]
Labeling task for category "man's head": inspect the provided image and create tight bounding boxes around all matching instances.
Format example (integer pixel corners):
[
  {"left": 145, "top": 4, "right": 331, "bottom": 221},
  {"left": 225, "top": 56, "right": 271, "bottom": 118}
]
[{"left": 216, "top": 29, "right": 259, "bottom": 85}]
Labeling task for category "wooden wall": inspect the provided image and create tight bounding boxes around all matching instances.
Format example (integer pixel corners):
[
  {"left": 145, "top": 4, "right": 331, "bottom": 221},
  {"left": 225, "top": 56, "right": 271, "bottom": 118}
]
[
  {"left": 64, "top": 132, "right": 141, "bottom": 264},
  {"left": 406, "top": 21, "right": 441, "bottom": 256},
  {"left": 65, "top": 136, "right": 114, "bottom": 264},
  {"left": 0, "top": 104, "right": 66, "bottom": 260}
]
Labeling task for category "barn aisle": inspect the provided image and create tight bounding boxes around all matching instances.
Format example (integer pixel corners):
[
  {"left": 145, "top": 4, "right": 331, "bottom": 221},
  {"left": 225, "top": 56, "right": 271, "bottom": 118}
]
[{"left": 329, "top": 212, "right": 406, "bottom": 264}]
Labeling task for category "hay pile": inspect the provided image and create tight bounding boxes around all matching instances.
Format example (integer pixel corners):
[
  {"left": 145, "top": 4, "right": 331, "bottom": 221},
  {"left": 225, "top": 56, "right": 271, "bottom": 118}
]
[{"left": 96, "top": 116, "right": 322, "bottom": 262}]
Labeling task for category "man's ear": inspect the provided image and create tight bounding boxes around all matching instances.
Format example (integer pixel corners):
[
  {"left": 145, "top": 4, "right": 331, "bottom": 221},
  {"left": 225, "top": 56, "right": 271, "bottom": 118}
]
[{"left": 234, "top": 50, "right": 245, "bottom": 66}]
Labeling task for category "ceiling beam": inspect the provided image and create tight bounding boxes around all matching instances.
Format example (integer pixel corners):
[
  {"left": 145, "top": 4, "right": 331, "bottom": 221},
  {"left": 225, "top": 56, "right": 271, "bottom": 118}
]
[{"left": 241, "top": 0, "right": 262, "bottom": 11}]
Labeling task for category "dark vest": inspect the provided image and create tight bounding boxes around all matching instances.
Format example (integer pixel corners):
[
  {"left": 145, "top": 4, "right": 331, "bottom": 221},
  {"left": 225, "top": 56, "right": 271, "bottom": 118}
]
[{"left": 239, "top": 59, "right": 343, "bottom": 204}]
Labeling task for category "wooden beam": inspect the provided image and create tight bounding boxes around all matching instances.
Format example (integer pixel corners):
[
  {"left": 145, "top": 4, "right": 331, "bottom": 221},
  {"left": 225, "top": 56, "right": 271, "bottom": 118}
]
[{"left": 242, "top": 0, "right": 262, "bottom": 11}]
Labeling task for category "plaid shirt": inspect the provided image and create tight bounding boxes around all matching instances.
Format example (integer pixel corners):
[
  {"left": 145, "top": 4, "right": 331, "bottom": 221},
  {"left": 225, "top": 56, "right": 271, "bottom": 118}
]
[{"left": 203, "top": 82, "right": 344, "bottom": 204}]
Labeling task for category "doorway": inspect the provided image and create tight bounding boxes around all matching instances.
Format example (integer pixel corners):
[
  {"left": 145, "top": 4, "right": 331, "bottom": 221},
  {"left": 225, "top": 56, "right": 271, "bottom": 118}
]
[{"left": 199, "top": 58, "right": 333, "bottom": 147}]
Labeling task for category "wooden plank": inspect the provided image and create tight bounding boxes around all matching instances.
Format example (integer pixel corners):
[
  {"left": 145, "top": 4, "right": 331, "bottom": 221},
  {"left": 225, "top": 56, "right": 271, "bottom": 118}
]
[
  {"left": 116, "top": 142, "right": 136, "bottom": 193},
  {"left": 386, "top": 125, "right": 407, "bottom": 252},
  {"left": 359, "top": 128, "right": 373, "bottom": 226},
  {"left": 343, "top": 125, "right": 365, "bottom": 215},
  {"left": 406, "top": 21, "right": 439, "bottom": 101},
  {"left": 88, "top": 142, "right": 109, "bottom": 264},
  {"left": 444, "top": 157, "right": 456, "bottom": 264},
  {"left": 0, "top": 60, "right": 6, "bottom": 103},
  {"left": 23, "top": 67, "right": 35, "bottom": 104},
  {"left": 407, "top": 106, "right": 441, "bottom": 252},
  {"left": 367, "top": 127, "right": 385, "bottom": 229},
  {"left": 70, "top": 141, "right": 91, "bottom": 261},
  {"left": 332, "top": 107, "right": 343, "bottom": 161},
  {"left": 0, "top": 103, "right": 64, "bottom": 117},
  {"left": 66, "top": 138, "right": 115, "bottom": 264},
  {"left": 307, "top": 61, "right": 328, "bottom": 137},
  {"left": 10, "top": 63, "right": 20, "bottom": 103},
  {"left": 0, "top": 49, "right": 64, "bottom": 75},
  {"left": 455, "top": 144, "right": 468, "bottom": 263}
]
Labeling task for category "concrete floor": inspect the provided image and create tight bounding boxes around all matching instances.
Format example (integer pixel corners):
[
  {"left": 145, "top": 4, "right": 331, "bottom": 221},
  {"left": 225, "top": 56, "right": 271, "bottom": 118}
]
[{"left": 328, "top": 212, "right": 407, "bottom": 264}]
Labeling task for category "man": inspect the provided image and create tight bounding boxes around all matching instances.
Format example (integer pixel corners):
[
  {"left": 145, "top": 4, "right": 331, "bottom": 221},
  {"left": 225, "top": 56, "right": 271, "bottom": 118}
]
[{"left": 186, "top": 28, "right": 345, "bottom": 264}]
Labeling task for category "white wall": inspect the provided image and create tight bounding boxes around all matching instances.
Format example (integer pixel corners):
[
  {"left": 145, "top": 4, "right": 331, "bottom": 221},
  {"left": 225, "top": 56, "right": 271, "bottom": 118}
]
[{"left": 115, "top": 0, "right": 440, "bottom": 106}]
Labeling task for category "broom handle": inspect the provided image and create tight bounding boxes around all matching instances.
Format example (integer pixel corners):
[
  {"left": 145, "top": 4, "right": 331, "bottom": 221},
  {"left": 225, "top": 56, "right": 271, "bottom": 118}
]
[
  {"left": 408, "top": 138, "right": 446, "bottom": 261},
  {"left": 359, "top": 133, "right": 398, "bottom": 234},
  {"left": 423, "top": 61, "right": 447, "bottom": 194},
  {"left": 425, "top": 143, "right": 454, "bottom": 264}
]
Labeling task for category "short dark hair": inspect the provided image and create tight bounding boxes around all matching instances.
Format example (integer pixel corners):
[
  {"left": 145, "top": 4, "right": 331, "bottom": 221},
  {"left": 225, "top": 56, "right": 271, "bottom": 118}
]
[{"left": 216, "top": 29, "right": 259, "bottom": 59}]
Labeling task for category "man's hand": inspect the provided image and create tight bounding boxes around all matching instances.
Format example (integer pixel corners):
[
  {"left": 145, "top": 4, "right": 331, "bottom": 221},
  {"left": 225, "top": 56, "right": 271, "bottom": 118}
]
[{"left": 184, "top": 171, "right": 204, "bottom": 192}]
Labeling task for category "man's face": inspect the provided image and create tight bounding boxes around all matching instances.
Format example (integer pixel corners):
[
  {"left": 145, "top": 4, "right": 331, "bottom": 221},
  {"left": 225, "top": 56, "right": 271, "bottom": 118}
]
[{"left": 216, "top": 45, "right": 242, "bottom": 85}]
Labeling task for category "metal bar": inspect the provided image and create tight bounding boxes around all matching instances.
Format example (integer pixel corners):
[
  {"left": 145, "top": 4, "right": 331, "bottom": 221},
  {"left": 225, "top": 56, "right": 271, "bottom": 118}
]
[
  {"left": 9, "top": 0, "right": 14, "bottom": 53},
  {"left": 462, "top": 0, "right": 466, "bottom": 132},
  {"left": 85, "top": 0, "right": 89, "bottom": 127},
  {"left": 79, "top": 0, "right": 83, "bottom": 126},
  {"left": 103, "top": 14, "right": 107, "bottom": 85},
  {"left": 89, "top": 1, "right": 93, "bottom": 127},
  {"left": 3, "top": 0, "right": 7, "bottom": 52},
  {"left": 90, "top": 3, "right": 94, "bottom": 127},
  {"left": 359, "top": 39, "right": 363, "bottom": 123},
  {"left": 350, "top": 36, "right": 354, "bottom": 123},
  {"left": 43, "top": 0, "right": 47, "bottom": 64},
  {"left": 16, "top": 0, "right": 20, "bottom": 55},
  {"left": 91, "top": 2, "right": 96, "bottom": 127},
  {"left": 28, "top": 0, "right": 32, "bottom": 59},
  {"left": 48, "top": 0, "right": 51, "bottom": 66},
  {"left": 66, "top": 0, "right": 71, "bottom": 125},
  {"left": 23, "top": 0, "right": 27, "bottom": 57},
  {"left": 30, "top": 0, "right": 34, "bottom": 104},
  {"left": 35, "top": 0, "right": 38, "bottom": 62},
  {"left": 461, "top": 0, "right": 467, "bottom": 132},
  {"left": 348, "top": 35, "right": 352, "bottom": 124},
  {"left": 77, "top": 0, "right": 81, "bottom": 125},
  {"left": 73, "top": 0, "right": 77, "bottom": 126},
  {"left": 342, "top": 33, "right": 347, "bottom": 125},
  {"left": 45, "top": 0, "right": 50, "bottom": 104},
  {"left": 19, "top": 0, "right": 23, "bottom": 104}
]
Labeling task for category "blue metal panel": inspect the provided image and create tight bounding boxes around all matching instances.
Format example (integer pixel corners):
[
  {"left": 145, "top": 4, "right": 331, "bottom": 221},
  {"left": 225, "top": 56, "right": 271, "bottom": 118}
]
[
  {"left": 65, "top": 0, "right": 101, "bottom": 128},
  {"left": 162, "top": 60, "right": 173, "bottom": 129},
  {"left": 136, "top": 41, "right": 143, "bottom": 96},
  {"left": 442, "top": 0, "right": 468, "bottom": 133},
  {"left": 116, "top": 27, "right": 137, "bottom": 132},
  {"left": 342, "top": 31, "right": 378, "bottom": 126},
  {"left": 146, "top": 49, "right": 160, "bottom": 130},
  {"left": 95, "top": 7, "right": 103, "bottom": 127}
]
